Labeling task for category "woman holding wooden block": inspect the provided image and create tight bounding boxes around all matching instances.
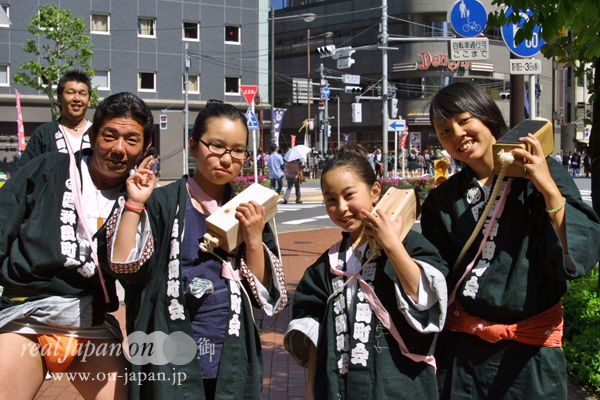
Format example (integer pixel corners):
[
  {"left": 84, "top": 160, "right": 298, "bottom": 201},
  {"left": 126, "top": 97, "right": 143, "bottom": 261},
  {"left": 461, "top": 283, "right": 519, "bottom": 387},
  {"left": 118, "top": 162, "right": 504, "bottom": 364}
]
[
  {"left": 101, "top": 100, "right": 287, "bottom": 400},
  {"left": 421, "top": 82, "right": 600, "bottom": 400},
  {"left": 284, "top": 144, "right": 448, "bottom": 399}
]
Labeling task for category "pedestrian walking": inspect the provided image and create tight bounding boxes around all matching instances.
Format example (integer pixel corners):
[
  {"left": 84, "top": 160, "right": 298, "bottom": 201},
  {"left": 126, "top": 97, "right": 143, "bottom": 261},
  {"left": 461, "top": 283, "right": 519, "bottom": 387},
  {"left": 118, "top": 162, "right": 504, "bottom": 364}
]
[
  {"left": 267, "top": 144, "right": 284, "bottom": 194},
  {"left": 282, "top": 159, "right": 303, "bottom": 204}
]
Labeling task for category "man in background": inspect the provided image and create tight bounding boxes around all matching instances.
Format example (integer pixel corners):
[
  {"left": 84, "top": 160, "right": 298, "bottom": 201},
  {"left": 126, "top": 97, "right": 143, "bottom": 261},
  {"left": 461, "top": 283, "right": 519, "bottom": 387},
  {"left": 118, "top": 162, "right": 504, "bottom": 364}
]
[
  {"left": 267, "top": 144, "right": 284, "bottom": 195},
  {"left": 17, "top": 70, "right": 93, "bottom": 169}
]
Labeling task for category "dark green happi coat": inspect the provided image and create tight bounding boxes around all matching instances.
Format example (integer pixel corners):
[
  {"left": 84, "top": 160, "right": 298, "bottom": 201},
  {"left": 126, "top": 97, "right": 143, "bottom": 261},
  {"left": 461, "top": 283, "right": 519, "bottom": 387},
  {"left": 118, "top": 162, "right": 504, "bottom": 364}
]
[
  {"left": 421, "top": 157, "right": 600, "bottom": 400},
  {"left": 287, "top": 231, "right": 448, "bottom": 400},
  {"left": 99, "top": 176, "right": 282, "bottom": 400},
  {"left": 17, "top": 120, "right": 91, "bottom": 170},
  {"left": 0, "top": 150, "right": 119, "bottom": 322}
]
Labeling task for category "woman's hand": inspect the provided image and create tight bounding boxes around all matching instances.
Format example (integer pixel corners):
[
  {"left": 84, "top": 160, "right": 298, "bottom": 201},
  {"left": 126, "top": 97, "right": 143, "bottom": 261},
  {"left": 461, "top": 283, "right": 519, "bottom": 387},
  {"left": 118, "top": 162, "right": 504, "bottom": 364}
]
[
  {"left": 236, "top": 201, "right": 266, "bottom": 249},
  {"left": 125, "top": 156, "right": 156, "bottom": 208},
  {"left": 236, "top": 201, "right": 269, "bottom": 285},
  {"left": 511, "top": 133, "right": 558, "bottom": 196},
  {"left": 361, "top": 208, "right": 403, "bottom": 251}
]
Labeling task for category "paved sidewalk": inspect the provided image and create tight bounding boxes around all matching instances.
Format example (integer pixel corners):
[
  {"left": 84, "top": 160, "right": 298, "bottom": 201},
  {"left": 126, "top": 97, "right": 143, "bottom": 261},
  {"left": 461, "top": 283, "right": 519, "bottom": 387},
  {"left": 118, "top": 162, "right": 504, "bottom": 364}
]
[{"left": 34, "top": 227, "right": 597, "bottom": 400}]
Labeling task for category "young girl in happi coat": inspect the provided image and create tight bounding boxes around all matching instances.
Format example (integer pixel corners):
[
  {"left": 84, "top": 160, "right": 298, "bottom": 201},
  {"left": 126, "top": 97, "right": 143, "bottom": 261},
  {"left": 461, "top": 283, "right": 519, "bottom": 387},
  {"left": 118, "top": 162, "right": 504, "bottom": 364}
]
[
  {"left": 285, "top": 144, "right": 448, "bottom": 399},
  {"left": 102, "top": 100, "right": 287, "bottom": 400},
  {"left": 422, "top": 82, "right": 600, "bottom": 399}
]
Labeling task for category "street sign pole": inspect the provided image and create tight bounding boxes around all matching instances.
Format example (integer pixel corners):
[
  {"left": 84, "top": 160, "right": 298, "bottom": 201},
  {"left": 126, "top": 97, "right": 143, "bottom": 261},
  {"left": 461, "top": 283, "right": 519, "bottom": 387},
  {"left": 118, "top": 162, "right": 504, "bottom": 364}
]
[{"left": 394, "top": 130, "right": 398, "bottom": 179}]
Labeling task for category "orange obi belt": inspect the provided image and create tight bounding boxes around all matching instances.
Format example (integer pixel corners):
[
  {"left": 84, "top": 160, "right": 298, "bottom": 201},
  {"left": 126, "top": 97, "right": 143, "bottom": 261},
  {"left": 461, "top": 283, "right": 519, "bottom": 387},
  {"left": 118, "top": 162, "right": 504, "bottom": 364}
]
[
  {"left": 37, "top": 334, "right": 91, "bottom": 373},
  {"left": 445, "top": 300, "right": 563, "bottom": 347}
]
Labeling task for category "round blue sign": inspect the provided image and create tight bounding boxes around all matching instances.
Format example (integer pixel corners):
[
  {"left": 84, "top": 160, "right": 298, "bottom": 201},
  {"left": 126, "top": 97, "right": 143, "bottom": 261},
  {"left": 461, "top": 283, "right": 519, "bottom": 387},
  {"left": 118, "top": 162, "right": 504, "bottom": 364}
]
[
  {"left": 321, "top": 87, "right": 331, "bottom": 98},
  {"left": 501, "top": 7, "right": 545, "bottom": 57},
  {"left": 447, "top": 0, "right": 487, "bottom": 38}
]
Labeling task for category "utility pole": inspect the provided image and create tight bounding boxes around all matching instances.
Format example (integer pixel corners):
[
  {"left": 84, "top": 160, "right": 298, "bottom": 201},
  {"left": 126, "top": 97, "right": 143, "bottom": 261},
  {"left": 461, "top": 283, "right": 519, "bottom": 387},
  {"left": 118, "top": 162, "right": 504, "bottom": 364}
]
[
  {"left": 381, "top": 0, "right": 389, "bottom": 177},
  {"left": 322, "top": 64, "right": 329, "bottom": 153},
  {"left": 184, "top": 43, "right": 190, "bottom": 175}
]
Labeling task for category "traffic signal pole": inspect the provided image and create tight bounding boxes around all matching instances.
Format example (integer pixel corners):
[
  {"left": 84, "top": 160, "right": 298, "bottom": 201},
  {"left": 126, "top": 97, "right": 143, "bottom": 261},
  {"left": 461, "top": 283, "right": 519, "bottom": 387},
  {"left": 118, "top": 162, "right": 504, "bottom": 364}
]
[{"left": 381, "top": 0, "right": 389, "bottom": 178}]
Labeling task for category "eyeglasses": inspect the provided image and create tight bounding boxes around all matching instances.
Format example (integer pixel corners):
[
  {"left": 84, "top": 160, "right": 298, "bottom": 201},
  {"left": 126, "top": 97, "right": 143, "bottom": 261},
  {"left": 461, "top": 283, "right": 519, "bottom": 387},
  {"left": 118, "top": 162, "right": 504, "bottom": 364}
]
[{"left": 198, "top": 138, "right": 247, "bottom": 160}]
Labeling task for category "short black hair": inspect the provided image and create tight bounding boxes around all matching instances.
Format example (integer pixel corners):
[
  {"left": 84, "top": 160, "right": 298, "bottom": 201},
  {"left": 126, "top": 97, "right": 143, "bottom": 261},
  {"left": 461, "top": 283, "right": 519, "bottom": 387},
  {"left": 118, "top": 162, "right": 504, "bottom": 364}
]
[
  {"left": 429, "top": 82, "right": 508, "bottom": 140},
  {"left": 270, "top": 144, "right": 278, "bottom": 153},
  {"left": 89, "top": 92, "right": 154, "bottom": 146},
  {"left": 57, "top": 69, "right": 92, "bottom": 97}
]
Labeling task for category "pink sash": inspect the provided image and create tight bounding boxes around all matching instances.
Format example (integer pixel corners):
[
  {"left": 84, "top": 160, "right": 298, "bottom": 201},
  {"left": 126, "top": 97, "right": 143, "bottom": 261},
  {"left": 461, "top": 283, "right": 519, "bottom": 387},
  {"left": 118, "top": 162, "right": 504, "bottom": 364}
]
[{"left": 328, "top": 242, "right": 437, "bottom": 369}]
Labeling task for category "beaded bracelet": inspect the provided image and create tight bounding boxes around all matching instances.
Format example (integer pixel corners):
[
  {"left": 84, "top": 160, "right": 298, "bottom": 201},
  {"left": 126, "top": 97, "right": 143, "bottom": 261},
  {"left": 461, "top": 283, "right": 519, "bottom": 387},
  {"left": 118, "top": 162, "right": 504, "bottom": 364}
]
[
  {"left": 545, "top": 197, "right": 566, "bottom": 214},
  {"left": 124, "top": 202, "right": 146, "bottom": 212}
]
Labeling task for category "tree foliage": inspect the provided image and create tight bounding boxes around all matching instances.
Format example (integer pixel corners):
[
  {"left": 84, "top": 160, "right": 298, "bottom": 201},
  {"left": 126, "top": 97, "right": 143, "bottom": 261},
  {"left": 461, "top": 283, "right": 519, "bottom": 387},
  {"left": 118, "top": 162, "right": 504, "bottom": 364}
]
[
  {"left": 13, "top": 4, "right": 96, "bottom": 120},
  {"left": 488, "top": 0, "right": 600, "bottom": 219}
]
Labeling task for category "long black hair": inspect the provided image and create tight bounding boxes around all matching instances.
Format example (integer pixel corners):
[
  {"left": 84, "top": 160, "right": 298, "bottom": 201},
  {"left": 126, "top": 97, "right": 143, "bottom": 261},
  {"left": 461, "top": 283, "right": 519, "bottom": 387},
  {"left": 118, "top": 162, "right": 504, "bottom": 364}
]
[{"left": 429, "top": 82, "right": 508, "bottom": 139}]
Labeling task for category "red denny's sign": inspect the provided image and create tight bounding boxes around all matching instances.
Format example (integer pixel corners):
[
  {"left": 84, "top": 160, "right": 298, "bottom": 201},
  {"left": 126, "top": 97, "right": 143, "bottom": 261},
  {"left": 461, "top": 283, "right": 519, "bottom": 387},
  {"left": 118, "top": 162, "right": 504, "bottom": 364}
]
[{"left": 419, "top": 52, "right": 470, "bottom": 71}]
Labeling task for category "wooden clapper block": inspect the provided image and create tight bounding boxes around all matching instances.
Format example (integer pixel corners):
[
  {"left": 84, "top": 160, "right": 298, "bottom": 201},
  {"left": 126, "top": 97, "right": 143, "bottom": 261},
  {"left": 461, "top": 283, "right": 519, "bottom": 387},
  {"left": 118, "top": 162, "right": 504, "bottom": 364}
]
[
  {"left": 492, "top": 118, "right": 554, "bottom": 177},
  {"left": 204, "top": 183, "right": 279, "bottom": 252},
  {"left": 367, "top": 187, "right": 420, "bottom": 250}
]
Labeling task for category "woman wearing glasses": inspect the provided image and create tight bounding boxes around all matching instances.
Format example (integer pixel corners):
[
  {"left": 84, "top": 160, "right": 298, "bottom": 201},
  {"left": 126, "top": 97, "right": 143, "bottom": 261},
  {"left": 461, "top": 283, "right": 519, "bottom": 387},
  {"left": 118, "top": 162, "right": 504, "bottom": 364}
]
[{"left": 101, "top": 100, "right": 287, "bottom": 400}]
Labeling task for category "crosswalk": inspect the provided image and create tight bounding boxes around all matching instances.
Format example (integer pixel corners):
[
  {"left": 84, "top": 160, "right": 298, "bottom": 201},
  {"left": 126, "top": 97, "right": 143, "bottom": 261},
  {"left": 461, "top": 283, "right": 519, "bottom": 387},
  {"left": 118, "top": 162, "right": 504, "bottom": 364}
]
[
  {"left": 580, "top": 189, "right": 592, "bottom": 203},
  {"left": 276, "top": 201, "right": 329, "bottom": 225}
]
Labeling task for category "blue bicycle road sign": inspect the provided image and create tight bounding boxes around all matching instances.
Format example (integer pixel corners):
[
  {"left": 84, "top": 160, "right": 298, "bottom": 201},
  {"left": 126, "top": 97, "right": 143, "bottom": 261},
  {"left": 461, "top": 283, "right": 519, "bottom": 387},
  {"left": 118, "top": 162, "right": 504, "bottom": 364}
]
[
  {"left": 501, "top": 7, "right": 544, "bottom": 57},
  {"left": 447, "top": 0, "right": 487, "bottom": 38}
]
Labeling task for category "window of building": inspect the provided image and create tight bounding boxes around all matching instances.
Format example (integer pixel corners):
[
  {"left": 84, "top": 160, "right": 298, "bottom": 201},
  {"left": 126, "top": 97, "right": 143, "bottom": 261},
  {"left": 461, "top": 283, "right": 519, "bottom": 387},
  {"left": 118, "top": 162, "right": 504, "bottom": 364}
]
[
  {"left": 0, "top": 5, "right": 9, "bottom": 28},
  {"left": 138, "top": 72, "right": 156, "bottom": 91},
  {"left": 183, "top": 21, "right": 199, "bottom": 41},
  {"left": 92, "top": 69, "right": 110, "bottom": 90},
  {"left": 183, "top": 74, "right": 199, "bottom": 93},
  {"left": 0, "top": 64, "right": 9, "bottom": 86},
  {"left": 225, "top": 77, "right": 239, "bottom": 95},
  {"left": 91, "top": 13, "right": 109, "bottom": 34},
  {"left": 225, "top": 26, "right": 240, "bottom": 44},
  {"left": 138, "top": 17, "right": 156, "bottom": 37}
]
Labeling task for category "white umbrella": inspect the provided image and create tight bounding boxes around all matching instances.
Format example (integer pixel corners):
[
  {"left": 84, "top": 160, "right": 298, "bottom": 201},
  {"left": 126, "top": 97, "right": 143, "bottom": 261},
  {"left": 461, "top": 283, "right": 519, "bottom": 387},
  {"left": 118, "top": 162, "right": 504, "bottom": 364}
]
[{"left": 284, "top": 144, "right": 311, "bottom": 163}]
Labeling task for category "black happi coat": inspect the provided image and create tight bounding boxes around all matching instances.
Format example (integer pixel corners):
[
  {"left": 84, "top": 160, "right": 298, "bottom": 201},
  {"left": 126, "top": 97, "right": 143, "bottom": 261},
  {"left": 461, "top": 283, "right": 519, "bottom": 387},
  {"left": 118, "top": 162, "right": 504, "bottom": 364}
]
[{"left": 421, "top": 157, "right": 600, "bottom": 400}]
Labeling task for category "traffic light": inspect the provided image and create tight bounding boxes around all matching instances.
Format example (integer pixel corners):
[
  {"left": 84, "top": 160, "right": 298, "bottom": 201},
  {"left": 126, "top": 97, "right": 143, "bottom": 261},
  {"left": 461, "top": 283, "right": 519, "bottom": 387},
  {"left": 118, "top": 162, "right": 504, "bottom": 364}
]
[
  {"left": 317, "top": 45, "right": 336, "bottom": 58},
  {"left": 390, "top": 98, "right": 399, "bottom": 119},
  {"left": 159, "top": 114, "right": 167, "bottom": 130},
  {"left": 351, "top": 103, "right": 362, "bottom": 123},
  {"left": 337, "top": 57, "right": 355, "bottom": 69},
  {"left": 345, "top": 86, "right": 362, "bottom": 94},
  {"left": 499, "top": 92, "right": 510, "bottom": 100},
  {"left": 434, "top": 159, "right": 449, "bottom": 187}
]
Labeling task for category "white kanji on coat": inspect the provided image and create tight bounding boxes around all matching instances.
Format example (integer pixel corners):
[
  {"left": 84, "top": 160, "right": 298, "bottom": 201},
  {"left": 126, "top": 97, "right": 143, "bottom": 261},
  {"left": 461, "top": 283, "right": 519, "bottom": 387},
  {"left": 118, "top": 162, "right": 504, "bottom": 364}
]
[
  {"left": 60, "top": 209, "right": 77, "bottom": 225},
  {"left": 167, "top": 279, "right": 180, "bottom": 298},
  {"left": 481, "top": 241, "right": 496, "bottom": 260},
  {"left": 351, "top": 343, "right": 369, "bottom": 366},
  {"left": 355, "top": 303, "right": 372, "bottom": 324},
  {"left": 353, "top": 322, "right": 371, "bottom": 343},
  {"left": 362, "top": 263, "right": 376, "bottom": 281},
  {"left": 169, "top": 239, "right": 180, "bottom": 260},
  {"left": 62, "top": 192, "right": 75, "bottom": 210},
  {"left": 168, "top": 299, "right": 185, "bottom": 321},
  {"left": 61, "top": 241, "right": 77, "bottom": 259},
  {"left": 338, "top": 353, "right": 349, "bottom": 374},
  {"left": 332, "top": 276, "right": 344, "bottom": 291},
  {"left": 462, "top": 276, "right": 480, "bottom": 299},
  {"left": 77, "top": 262, "right": 96, "bottom": 278},
  {"left": 231, "top": 294, "right": 242, "bottom": 314},
  {"left": 228, "top": 314, "right": 241, "bottom": 336},
  {"left": 60, "top": 225, "right": 77, "bottom": 242},
  {"left": 336, "top": 333, "right": 350, "bottom": 352},
  {"left": 171, "top": 219, "right": 179, "bottom": 238},
  {"left": 335, "top": 314, "right": 348, "bottom": 334},
  {"left": 473, "top": 260, "right": 490, "bottom": 277},
  {"left": 168, "top": 260, "right": 180, "bottom": 280},
  {"left": 333, "top": 294, "right": 345, "bottom": 315}
]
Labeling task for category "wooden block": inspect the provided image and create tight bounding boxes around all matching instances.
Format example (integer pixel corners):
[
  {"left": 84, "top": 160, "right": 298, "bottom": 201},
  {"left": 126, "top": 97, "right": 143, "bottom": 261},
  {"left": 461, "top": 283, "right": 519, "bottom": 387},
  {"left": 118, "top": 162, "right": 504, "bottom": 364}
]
[
  {"left": 492, "top": 119, "right": 554, "bottom": 177},
  {"left": 368, "top": 187, "right": 420, "bottom": 250},
  {"left": 204, "top": 183, "right": 279, "bottom": 252}
]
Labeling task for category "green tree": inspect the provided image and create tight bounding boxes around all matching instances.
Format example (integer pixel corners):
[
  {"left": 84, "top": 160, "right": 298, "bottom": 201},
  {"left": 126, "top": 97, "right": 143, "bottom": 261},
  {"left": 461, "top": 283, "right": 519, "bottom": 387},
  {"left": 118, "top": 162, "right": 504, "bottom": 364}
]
[
  {"left": 13, "top": 4, "right": 95, "bottom": 120},
  {"left": 488, "top": 0, "right": 600, "bottom": 218}
]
